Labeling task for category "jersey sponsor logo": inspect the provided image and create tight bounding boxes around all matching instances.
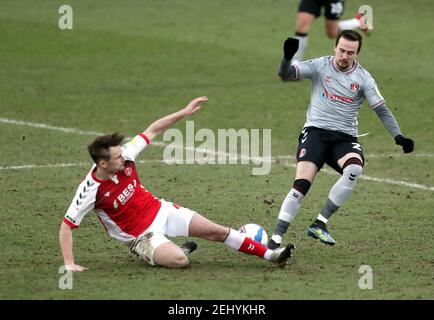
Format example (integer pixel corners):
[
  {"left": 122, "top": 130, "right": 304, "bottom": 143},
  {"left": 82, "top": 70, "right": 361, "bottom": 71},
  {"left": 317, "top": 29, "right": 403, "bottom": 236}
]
[
  {"left": 299, "top": 148, "right": 306, "bottom": 158},
  {"left": 113, "top": 199, "right": 118, "bottom": 209},
  {"left": 329, "top": 93, "right": 354, "bottom": 103},
  {"left": 117, "top": 182, "right": 135, "bottom": 205},
  {"left": 124, "top": 167, "right": 132, "bottom": 176},
  {"left": 350, "top": 82, "right": 360, "bottom": 92},
  {"left": 322, "top": 88, "right": 354, "bottom": 103}
]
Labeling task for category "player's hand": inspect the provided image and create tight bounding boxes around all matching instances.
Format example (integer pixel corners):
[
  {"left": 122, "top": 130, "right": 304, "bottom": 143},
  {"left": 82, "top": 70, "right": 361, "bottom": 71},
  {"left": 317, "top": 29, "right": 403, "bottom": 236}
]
[
  {"left": 65, "top": 264, "right": 88, "bottom": 272},
  {"left": 394, "top": 135, "right": 414, "bottom": 153},
  {"left": 283, "top": 37, "right": 299, "bottom": 61},
  {"left": 183, "top": 96, "right": 208, "bottom": 116}
]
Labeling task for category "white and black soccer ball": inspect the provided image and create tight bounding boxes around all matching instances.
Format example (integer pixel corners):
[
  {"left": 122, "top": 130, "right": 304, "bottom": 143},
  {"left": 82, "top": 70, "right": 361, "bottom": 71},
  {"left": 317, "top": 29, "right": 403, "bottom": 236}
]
[{"left": 238, "top": 223, "right": 268, "bottom": 246}]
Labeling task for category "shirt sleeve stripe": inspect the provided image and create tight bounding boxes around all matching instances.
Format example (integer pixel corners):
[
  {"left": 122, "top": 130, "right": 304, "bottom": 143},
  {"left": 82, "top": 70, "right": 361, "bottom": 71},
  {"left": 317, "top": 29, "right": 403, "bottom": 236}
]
[
  {"left": 139, "top": 133, "right": 150, "bottom": 145},
  {"left": 63, "top": 218, "right": 78, "bottom": 229},
  {"left": 293, "top": 64, "right": 301, "bottom": 79},
  {"left": 371, "top": 100, "right": 385, "bottom": 109}
]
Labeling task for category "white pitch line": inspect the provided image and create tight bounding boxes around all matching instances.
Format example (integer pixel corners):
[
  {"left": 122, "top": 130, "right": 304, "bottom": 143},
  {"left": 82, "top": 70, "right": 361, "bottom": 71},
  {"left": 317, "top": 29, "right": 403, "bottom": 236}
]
[
  {"left": 358, "top": 175, "right": 434, "bottom": 191},
  {"left": 1, "top": 117, "right": 433, "bottom": 191},
  {"left": 365, "top": 153, "right": 434, "bottom": 158},
  {"left": 274, "top": 153, "right": 434, "bottom": 159},
  {"left": 0, "top": 162, "right": 90, "bottom": 171},
  {"left": 2, "top": 117, "right": 433, "bottom": 158},
  {"left": 3, "top": 157, "right": 433, "bottom": 192},
  {"left": 0, "top": 117, "right": 106, "bottom": 136},
  {"left": 0, "top": 159, "right": 165, "bottom": 171},
  {"left": 274, "top": 159, "right": 434, "bottom": 192}
]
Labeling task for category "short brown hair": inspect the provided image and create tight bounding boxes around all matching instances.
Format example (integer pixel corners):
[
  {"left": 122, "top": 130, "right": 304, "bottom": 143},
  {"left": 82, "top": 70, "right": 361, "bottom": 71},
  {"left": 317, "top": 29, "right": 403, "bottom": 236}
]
[
  {"left": 335, "top": 30, "right": 363, "bottom": 53},
  {"left": 87, "top": 132, "right": 125, "bottom": 164}
]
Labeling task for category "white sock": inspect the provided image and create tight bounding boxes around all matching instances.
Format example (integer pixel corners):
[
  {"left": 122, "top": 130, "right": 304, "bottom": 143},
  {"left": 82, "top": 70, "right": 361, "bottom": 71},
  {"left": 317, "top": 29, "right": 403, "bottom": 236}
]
[
  {"left": 223, "top": 229, "right": 244, "bottom": 250},
  {"left": 317, "top": 214, "right": 328, "bottom": 224},
  {"left": 329, "top": 164, "right": 363, "bottom": 206},
  {"left": 338, "top": 18, "right": 361, "bottom": 31},
  {"left": 277, "top": 188, "right": 304, "bottom": 224},
  {"left": 271, "top": 234, "right": 282, "bottom": 244},
  {"left": 263, "top": 250, "right": 273, "bottom": 260}
]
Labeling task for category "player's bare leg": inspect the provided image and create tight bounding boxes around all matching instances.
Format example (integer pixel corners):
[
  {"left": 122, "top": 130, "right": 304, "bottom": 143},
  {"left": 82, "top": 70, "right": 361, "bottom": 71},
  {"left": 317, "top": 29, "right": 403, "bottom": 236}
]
[
  {"left": 268, "top": 161, "right": 318, "bottom": 249},
  {"left": 308, "top": 153, "right": 363, "bottom": 245},
  {"left": 188, "top": 213, "right": 295, "bottom": 266},
  {"left": 295, "top": 160, "right": 319, "bottom": 182},
  {"left": 153, "top": 242, "right": 190, "bottom": 268},
  {"left": 188, "top": 213, "right": 228, "bottom": 241},
  {"left": 292, "top": 12, "right": 316, "bottom": 63},
  {"left": 325, "top": 19, "right": 340, "bottom": 38}
]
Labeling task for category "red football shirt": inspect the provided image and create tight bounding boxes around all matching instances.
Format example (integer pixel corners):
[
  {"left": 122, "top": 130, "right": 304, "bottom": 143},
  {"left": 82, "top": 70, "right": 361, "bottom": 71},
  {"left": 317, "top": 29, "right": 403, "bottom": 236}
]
[{"left": 64, "top": 134, "right": 161, "bottom": 242}]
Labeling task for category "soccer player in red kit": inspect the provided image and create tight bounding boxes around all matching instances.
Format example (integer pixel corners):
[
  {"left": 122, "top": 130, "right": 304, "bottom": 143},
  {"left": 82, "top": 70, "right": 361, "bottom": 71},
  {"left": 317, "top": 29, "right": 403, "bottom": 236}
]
[{"left": 59, "top": 96, "right": 295, "bottom": 270}]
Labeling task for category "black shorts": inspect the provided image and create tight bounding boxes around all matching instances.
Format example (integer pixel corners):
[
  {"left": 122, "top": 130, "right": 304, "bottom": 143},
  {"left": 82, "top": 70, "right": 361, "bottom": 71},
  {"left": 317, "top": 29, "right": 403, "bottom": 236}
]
[
  {"left": 298, "top": 0, "right": 345, "bottom": 20},
  {"left": 295, "top": 126, "right": 364, "bottom": 174}
]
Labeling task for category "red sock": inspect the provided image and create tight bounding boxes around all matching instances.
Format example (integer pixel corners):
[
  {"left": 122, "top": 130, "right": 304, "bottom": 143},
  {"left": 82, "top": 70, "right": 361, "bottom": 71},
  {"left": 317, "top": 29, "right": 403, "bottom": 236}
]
[{"left": 238, "top": 236, "right": 267, "bottom": 257}]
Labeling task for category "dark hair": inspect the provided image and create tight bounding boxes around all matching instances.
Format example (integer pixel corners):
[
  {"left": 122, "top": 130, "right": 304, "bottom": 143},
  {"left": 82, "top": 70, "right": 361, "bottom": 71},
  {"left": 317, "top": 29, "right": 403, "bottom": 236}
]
[
  {"left": 87, "top": 132, "right": 125, "bottom": 164},
  {"left": 335, "top": 30, "right": 363, "bottom": 53}
]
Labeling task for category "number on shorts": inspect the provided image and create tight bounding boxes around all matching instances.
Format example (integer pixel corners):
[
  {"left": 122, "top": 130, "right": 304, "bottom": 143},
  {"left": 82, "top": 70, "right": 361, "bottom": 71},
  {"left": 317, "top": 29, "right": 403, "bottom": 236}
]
[{"left": 352, "top": 143, "right": 362, "bottom": 151}]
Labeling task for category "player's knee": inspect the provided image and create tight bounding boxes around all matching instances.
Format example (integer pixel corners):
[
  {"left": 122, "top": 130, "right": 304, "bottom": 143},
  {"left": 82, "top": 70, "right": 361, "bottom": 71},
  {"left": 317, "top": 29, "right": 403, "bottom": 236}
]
[
  {"left": 350, "top": 164, "right": 363, "bottom": 176},
  {"left": 167, "top": 253, "right": 190, "bottom": 268},
  {"left": 342, "top": 158, "right": 363, "bottom": 177},
  {"left": 325, "top": 25, "right": 339, "bottom": 38},
  {"left": 174, "top": 254, "right": 190, "bottom": 268},
  {"left": 199, "top": 223, "right": 228, "bottom": 242},
  {"left": 326, "top": 30, "right": 338, "bottom": 39},
  {"left": 293, "top": 178, "right": 311, "bottom": 195}
]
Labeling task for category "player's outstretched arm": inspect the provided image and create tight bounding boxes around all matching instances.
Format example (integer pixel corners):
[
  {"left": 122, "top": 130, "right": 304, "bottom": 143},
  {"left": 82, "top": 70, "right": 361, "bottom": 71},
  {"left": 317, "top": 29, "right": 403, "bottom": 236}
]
[
  {"left": 278, "top": 37, "right": 300, "bottom": 81},
  {"left": 59, "top": 222, "right": 88, "bottom": 272},
  {"left": 373, "top": 104, "right": 414, "bottom": 153},
  {"left": 143, "top": 96, "right": 208, "bottom": 141}
]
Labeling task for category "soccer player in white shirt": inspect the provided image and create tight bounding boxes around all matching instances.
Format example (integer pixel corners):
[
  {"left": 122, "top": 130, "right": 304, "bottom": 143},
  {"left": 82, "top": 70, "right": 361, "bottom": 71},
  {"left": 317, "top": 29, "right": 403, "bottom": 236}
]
[
  {"left": 59, "top": 97, "right": 295, "bottom": 271},
  {"left": 268, "top": 30, "right": 414, "bottom": 249}
]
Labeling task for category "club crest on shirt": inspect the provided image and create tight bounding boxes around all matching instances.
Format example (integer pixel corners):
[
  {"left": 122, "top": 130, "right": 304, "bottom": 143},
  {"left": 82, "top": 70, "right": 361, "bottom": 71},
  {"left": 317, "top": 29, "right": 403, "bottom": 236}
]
[
  {"left": 124, "top": 167, "right": 132, "bottom": 176},
  {"left": 324, "top": 75, "right": 332, "bottom": 83},
  {"left": 350, "top": 82, "right": 360, "bottom": 92}
]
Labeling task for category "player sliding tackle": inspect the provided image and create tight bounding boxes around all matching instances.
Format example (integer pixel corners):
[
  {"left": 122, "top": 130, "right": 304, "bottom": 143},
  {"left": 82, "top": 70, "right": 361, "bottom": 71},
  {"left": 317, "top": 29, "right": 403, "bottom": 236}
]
[
  {"left": 59, "top": 96, "right": 295, "bottom": 271},
  {"left": 268, "top": 30, "right": 414, "bottom": 249}
]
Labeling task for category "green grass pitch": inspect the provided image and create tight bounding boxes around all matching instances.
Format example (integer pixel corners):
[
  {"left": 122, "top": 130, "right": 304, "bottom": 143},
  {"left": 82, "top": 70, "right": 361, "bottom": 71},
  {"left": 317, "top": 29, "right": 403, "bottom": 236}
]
[{"left": 0, "top": 0, "right": 433, "bottom": 299}]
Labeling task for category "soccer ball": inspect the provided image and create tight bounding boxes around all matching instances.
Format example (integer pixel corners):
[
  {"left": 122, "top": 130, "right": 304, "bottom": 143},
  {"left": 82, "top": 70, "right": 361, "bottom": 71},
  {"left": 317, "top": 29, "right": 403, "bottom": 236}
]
[{"left": 238, "top": 223, "right": 268, "bottom": 246}]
